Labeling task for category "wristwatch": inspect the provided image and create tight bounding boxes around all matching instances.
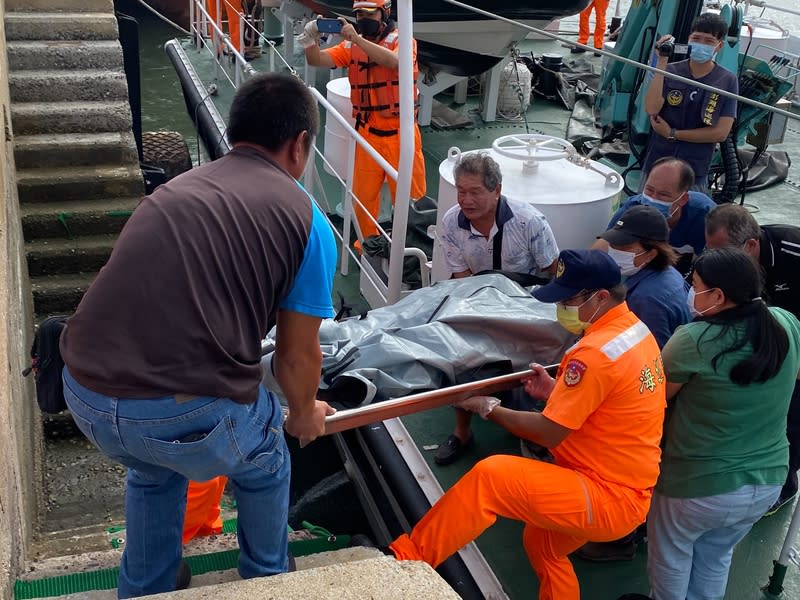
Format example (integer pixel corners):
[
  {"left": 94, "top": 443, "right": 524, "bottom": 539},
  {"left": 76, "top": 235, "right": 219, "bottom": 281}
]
[{"left": 668, "top": 127, "right": 677, "bottom": 140}]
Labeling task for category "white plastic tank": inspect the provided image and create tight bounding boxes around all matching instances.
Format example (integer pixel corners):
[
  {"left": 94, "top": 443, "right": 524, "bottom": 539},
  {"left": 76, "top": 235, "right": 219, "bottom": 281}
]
[
  {"left": 323, "top": 77, "right": 355, "bottom": 181},
  {"left": 739, "top": 17, "right": 790, "bottom": 63},
  {"left": 432, "top": 137, "right": 624, "bottom": 283}
]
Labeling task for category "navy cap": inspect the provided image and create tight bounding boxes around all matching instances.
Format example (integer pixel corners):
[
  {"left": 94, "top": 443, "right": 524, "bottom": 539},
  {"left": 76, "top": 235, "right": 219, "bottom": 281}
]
[
  {"left": 533, "top": 249, "right": 622, "bottom": 303},
  {"left": 601, "top": 205, "right": 669, "bottom": 246}
]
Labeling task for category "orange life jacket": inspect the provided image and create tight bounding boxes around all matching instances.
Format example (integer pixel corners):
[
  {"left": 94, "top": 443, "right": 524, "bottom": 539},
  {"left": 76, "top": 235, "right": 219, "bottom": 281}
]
[{"left": 346, "top": 28, "right": 418, "bottom": 124}]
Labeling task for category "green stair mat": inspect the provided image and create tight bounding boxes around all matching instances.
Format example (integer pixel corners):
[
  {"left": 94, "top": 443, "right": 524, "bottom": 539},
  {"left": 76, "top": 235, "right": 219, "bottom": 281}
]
[{"left": 14, "top": 534, "right": 352, "bottom": 599}]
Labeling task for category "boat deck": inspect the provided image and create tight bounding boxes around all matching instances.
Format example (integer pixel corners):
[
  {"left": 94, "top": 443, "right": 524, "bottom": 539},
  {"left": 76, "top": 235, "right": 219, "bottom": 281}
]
[{"left": 403, "top": 406, "right": 800, "bottom": 599}]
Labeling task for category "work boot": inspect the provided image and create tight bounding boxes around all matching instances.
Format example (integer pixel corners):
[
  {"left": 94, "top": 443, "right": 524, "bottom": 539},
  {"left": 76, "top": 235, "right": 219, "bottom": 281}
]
[
  {"left": 348, "top": 534, "right": 393, "bottom": 556},
  {"left": 434, "top": 433, "right": 474, "bottom": 466},
  {"left": 176, "top": 559, "right": 191, "bottom": 590},
  {"left": 574, "top": 537, "right": 637, "bottom": 562},
  {"left": 570, "top": 47, "right": 586, "bottom": 54}
]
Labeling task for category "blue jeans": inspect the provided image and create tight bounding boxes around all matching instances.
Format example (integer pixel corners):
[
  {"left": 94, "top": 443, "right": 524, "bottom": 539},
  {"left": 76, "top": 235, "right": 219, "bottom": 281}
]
[
  {"left": 647, "top": 484, "right": 780, "bottom": 600},
  {"left": 63, "top": 367, "right": 291, "bottom": 599}
]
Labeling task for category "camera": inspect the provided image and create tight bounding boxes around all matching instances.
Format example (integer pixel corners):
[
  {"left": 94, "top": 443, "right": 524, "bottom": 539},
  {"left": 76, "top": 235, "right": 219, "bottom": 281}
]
[{"left": 656, "top": 39, "right": 675, "bottom": 58}]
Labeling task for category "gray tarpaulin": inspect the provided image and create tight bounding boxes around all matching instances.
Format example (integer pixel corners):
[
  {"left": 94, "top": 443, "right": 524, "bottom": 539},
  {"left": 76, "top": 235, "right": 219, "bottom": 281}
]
[{"left": 261, "top": 274, "right": 575, "bottom": 408}]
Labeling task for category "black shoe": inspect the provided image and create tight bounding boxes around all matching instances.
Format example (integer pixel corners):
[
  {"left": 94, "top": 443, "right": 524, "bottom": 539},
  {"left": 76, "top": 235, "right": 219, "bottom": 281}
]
[
  {"left": 594, "top": 51, "right": 602, "bottom": 57},
  {"left": 176, "top": 559, "right": 191, "bottom": 590},
  {"left": 434, "top": 433, "right": 474, "bottom": 466},
  {"left": 764, "top": 492, "right": 797, "bottom": 517},
  {"left": 348, "top": 534, "right": 392, "bottom": 556},
  {"left": 574, "top": 539, "right": 637, "bottom": 562},
  {"left": 570, "top": 47, "right": 587, "bottom": 54}
]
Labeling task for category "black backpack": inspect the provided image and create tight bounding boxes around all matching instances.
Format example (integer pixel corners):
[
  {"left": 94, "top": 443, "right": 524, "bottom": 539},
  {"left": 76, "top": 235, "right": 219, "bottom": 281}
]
[{"left": 23, "top": 316, "right": 68, "bottom": 414}]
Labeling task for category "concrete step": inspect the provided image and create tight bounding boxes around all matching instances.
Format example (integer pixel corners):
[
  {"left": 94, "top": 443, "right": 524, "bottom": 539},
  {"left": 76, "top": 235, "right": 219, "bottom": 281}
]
[
  {"left": 17, "top": 165, "right": 144, "bottom": 204},
  {"left": 18, "top": 550, "right": 457, "bottom": 599},
  {"left": 21, "top": 197, "right": 140, "bottom": 240},
  {"left": 15, "top": 132, "right": 139, "bottom": 170},
  {"left": 7, "top": 40, "right": 124, "bottom": 72},
  {"left": 6, "top": 0, "right": 113, "bottom": 12},
  {"left": 10, "top": 70, "right": 129, "bottom": 103},
  {"left": 11, "top": 101, "right": 133, "bottom": 136},
  {"left": 4, "top": 12, "right": 119, "bottom": 42},
  {"left": 30, "top": 272, "right": 96, "bottom": 315},
  {"left": 26, "top": 234, "right": 117, "bottom": 277}
]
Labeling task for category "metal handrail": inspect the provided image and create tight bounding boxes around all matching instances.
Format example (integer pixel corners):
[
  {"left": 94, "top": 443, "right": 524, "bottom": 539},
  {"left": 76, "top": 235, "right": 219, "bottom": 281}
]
[
  {"left": 187, "top": 0, "right": 422, "bottom": 304},
  {"left": 442, "top": 0, "right": 800, "bottom": 123}
]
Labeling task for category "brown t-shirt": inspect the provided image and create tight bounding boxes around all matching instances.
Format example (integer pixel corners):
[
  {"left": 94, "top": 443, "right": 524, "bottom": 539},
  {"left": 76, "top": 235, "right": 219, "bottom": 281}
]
[{"left": 61, "top": 146, "right": 334, "bottom": 404}]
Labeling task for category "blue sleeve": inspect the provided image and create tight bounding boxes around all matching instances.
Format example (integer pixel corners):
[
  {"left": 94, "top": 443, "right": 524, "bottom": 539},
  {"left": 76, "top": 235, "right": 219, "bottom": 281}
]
[
  {"left": 687, "top": 192, "right": 716, "bottom": 255},
  {"left": 628, "top": 294, "right": 673, "bottom": 349},
  {"left": 279, "top": 194, "right": 337, "bottom": 318},
  {"left": 607, "top": 197, "right": 640, "bottom": 230}
]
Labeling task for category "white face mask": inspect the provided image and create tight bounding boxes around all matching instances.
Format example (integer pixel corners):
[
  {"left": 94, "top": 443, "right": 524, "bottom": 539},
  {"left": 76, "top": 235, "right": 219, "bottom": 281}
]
[
  {"left": 608, "top": 247, "right": 647, "bottom": 277},
  {"left": 687, "top": 286, "right": 715, "bottom": 318}
]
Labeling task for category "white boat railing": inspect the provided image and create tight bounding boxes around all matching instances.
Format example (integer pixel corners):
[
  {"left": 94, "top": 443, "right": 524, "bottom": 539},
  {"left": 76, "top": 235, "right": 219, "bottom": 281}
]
[
  {"left": 747, "top": 0, "right": 800, "bottom": 19},
  {"left": 187, "top": 0, "right": 427, "bottom": 307}
]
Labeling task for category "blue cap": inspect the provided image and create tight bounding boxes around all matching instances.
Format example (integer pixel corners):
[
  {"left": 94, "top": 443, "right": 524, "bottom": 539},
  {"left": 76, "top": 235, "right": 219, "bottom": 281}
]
[{"left": 533, "top": 249, "right": 622, "bottom": 303}]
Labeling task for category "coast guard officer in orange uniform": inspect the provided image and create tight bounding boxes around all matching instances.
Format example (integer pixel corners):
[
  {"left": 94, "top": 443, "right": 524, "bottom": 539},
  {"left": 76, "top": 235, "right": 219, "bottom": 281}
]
[
  {"left": 300, "top": 0, "right": 426, "bottom": 243},
  {"left": 388, "top": 249, "right": 666, "bottom": 600},
  {"left": 574, "top": 0, "right": 610, "bottom": 55}
]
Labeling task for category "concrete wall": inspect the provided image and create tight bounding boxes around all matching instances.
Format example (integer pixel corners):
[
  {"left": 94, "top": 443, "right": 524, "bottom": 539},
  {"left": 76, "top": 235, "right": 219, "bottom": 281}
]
[{"left": 0, "top": 0, "right": 44, "bottom": 596}]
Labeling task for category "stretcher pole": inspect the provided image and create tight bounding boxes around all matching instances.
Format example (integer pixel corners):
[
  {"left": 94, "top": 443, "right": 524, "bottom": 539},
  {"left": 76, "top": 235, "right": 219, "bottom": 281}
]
[
  {"left": 767, "top": 499, "right": 800, "bottom": 595},
  {"left": 324, "top": 364, "right": 558, "bottom": 435}
]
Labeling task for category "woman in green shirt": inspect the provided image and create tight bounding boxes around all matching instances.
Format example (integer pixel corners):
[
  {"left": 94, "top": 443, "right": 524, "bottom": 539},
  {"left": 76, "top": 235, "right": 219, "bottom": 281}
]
[{"left": 647, "top": 247, "right": 800, "bottom": 600}]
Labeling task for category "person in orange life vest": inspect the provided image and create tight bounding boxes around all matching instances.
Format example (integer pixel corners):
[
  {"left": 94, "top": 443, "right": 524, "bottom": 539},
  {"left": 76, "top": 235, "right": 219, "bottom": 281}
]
[
  {"left": 574, "top": 0, "right": 610, "bottom": 55},
  {"left": 206, "top": 0, "right": 242, "bottom": 53},
  {"left": 205, "top": 0, "right": 263, "bottom": 59},
  {"left": 300, "top": 0, "right": 426, "bottom": 242},
  {"left": 388, "top": 249, "right": 666, "bottom": 600},
  {"left": 183, "top": 477, "right": 228, "bottom": 544}
]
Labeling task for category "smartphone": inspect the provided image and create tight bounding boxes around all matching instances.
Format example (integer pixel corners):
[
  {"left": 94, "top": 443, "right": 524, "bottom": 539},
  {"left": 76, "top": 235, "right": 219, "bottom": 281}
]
[{"left": 317, "top": 18, "right": 343, "bottom": 34}]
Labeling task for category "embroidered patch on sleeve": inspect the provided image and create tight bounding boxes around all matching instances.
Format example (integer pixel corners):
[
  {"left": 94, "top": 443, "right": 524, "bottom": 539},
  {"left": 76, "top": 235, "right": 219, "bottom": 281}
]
[
  {"left": 639, "top": 365, "right": 656, "bottom": 393},
  {"left": 563, "top": 359, "right": 587, "bottom": 387}
]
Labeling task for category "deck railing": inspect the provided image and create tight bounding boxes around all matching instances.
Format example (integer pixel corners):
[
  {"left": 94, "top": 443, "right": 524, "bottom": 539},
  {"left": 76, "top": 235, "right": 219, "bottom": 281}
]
[{"left": 187, "top": 0, "right": 426, "bottom": 307}]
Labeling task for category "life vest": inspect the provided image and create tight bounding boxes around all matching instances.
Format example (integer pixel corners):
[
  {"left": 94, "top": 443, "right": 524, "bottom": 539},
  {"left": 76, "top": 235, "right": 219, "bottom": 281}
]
[{"left": 346, "top": 27, "right": 418, "bottom": 123}]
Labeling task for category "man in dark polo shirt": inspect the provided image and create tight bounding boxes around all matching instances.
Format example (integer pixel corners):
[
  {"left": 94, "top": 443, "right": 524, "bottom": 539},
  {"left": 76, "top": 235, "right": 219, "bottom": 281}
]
[
  {"left": 607, "top": 158, "right": 716, "bottom": 275},
  {"left": 705, "top": 204, "right": 800, "bottom": 516},
  {"left": 642, "top": 13, "right": 738, "bottom": 193},
  {"left": 60, "top": 73, "right": 337, "bottom": 598}
]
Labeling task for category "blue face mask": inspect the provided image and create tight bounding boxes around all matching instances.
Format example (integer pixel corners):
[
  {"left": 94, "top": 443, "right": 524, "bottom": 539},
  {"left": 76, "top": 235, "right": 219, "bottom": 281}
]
[
  {"left": 641, "top": 194, "right": 677, "bottom": 219},
  {"left": 689, "top": 42, "right": 717, "bottom": 63}
]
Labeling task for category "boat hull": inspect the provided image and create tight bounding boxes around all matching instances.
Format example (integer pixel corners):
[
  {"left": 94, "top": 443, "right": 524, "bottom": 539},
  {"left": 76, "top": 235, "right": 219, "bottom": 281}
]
[{"left": 303, "top": 0, "right": 590, "bottom": 76}]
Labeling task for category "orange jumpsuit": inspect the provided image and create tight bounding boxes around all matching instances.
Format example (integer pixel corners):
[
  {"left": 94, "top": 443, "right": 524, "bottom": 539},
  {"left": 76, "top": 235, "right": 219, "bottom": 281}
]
[
  {"left": 325, "top": 29, "right": 427, "bottom": 241},
  {"left": 578, "top": 0, "right": 610, "bottom": 51},
  {"left": 183, "top": 477, "right": 227, "bottom": 544},
  {"left": 206, "top": 0, "right": 242, "bottom": 53},
  {"left": 390, "top": 302, "right": 666, "bottom": 600}
]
